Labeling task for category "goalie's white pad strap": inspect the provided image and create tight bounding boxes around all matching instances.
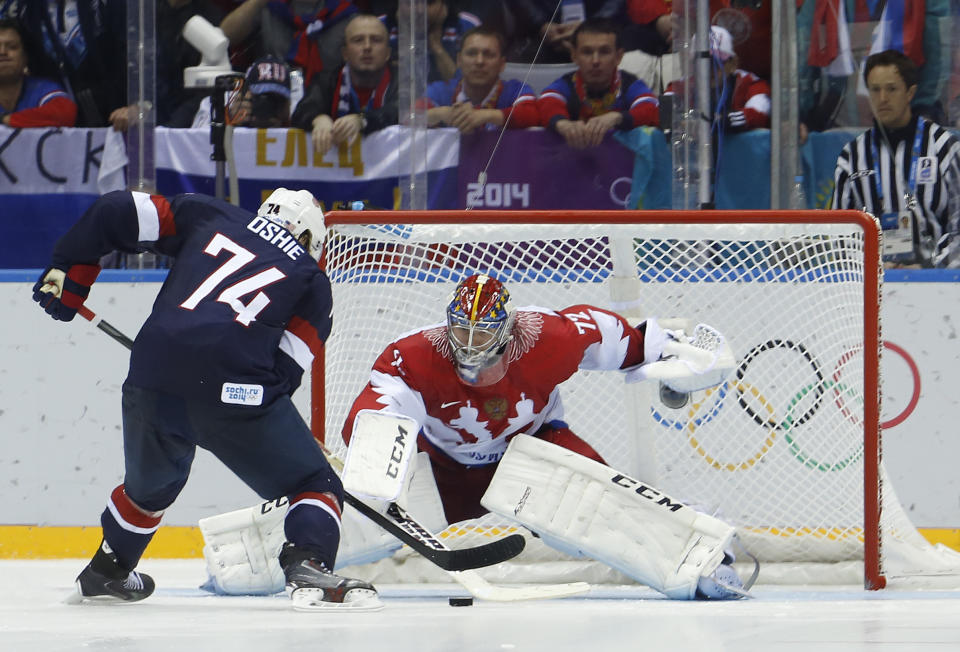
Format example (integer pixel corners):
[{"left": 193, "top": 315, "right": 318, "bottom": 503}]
[
  {"left": 199, "top": 499, "right": 288, "bottom": 596},
  {"left": 480, "top": 435, "right": 735, "bottom": 599},
  {"left": 342, "top": 410, "right": 420, "bottom": 501}
]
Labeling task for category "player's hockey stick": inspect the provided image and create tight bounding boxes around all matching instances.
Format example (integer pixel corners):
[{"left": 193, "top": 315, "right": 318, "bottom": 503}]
[
  {"left": 78, "top": 306, "right": 526, "bottom": 572},
  {"left": 344, "top": 494, "right": 527, "bottom": 572},
  {"left": 320, "top": 444, "right": 588, "bottom": 600},
  {"left": 381, "top": 506, "right": 590, "bottom": 600},
  {"left": 78, "top": 305, "right": 135, "bottom": 349}
]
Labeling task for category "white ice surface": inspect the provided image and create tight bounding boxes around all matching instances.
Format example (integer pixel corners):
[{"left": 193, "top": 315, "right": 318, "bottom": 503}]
[{"left": 3, "top": 559, "right": 960, "bottom": 652}]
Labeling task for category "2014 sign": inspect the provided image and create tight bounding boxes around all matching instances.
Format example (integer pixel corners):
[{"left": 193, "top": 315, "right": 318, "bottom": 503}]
[{"left": 466, "top": 182, "right": 530, "bottom": 208}]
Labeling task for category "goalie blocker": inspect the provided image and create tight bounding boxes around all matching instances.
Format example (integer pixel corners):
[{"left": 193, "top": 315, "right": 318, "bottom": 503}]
[{"left": 481, "top": 434, "right": 747, "bottom": 599}]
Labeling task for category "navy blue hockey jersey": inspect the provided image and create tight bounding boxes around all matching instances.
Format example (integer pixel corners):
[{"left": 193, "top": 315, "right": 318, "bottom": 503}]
[{"left": 50, "top": 191, "right": 332, "bottom": 407}]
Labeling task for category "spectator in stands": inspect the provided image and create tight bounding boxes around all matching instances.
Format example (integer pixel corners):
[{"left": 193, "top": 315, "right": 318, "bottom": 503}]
[
  {"left": 192, "top": 53, "right": 291, "bottom": 128},
  {"left": 831, "top": 49, "right": 960, "bottom": 269},
  {"left": 795, "top": 0, "right": 848, "bottom": 143},
  {"left": 291, "top": 13, "right": 396, "bottom": 154},
  {"left": 205, "top": 0, "right": 269, "bottom": 71},
  {"left": 262, "top": 0, "right": 358, "bottom": 86},
  {"left": 509, "top": 0, "right": 625, "bottom": 64},
  {"left": 452, "top": 1, "right": 516, "bottom": 53},
  {"left": 161, "top": 0, "right": 297, "bottom": 127},
  {"left": 710, "top": 0, "right": 772, "bottom": 81},
  {"left": 663, "top": 26, "right": 770, "bottom": 133},
  {"left": 241, "top": 53, "right": 291, "bottom": 126},
  {"left": 423, "top": 26, "right": 539, "bottom": 134},
  {"left": 622, "top": 0, "right": 674, "bottom": 56},
  {"left": 157, "top": 0, "right": 228, "bottom": 128},
  {"left": 10, "top": 1, "right": 128, "bottom": 129},
  {"left": 537, "top": 17, "right": 658, "bottom": 150},
  {"left": 617, "top": 0, "right": 680, "bottom": 97},
  {"left": 0, "top": 18, "right": 77, "bottom": 127},
  {"left": 381, "top": 0, "right": 478, "bottom": 83}
]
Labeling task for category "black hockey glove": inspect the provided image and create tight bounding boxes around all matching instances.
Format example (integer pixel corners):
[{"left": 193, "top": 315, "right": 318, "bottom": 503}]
[{"left": 32, "top": 264, "right": 101, "bottom": 321}]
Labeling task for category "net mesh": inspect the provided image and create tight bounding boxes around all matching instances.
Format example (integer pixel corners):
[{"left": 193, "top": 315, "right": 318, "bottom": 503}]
[{"left": 319, "top": 214, "right": 959, "bottom": 585}]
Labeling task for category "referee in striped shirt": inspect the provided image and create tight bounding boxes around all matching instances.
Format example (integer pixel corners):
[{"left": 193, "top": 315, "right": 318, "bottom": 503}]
[{"left": 831, "top": 50, "right": 960, "bottom": 268}]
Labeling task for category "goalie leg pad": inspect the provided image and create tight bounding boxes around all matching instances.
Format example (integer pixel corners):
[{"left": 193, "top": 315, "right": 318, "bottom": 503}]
[
  {"left": 334, "top": 505, "right": 402, "bottom": 569},
  {"left": 480, "top": 435, "right": 735, "bottom": 599},
  {"left": 199, "top": 498, "right": 288, "bottom": 596},
  {"left": 200, "top": 499, "right": 398, "bottom": 594},
  {"left": 199, "top": 452, "right": 449, "bottom": 593},
  {"left": 200, "top": 497, "right": 401, "bottom": 593}
]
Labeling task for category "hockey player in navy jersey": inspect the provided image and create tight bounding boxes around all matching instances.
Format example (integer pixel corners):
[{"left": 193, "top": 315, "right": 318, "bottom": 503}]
[{"left": 32, "top": 189, "right": 382, "bottom": 611}]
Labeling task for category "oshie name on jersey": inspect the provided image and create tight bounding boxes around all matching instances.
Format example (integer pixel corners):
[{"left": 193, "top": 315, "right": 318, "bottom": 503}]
[{"left": 246, "top": 216, "right": 306, "bottom": 261}]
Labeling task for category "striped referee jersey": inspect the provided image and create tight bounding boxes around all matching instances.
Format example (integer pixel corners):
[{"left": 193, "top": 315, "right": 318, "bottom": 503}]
[{"left": 831, "top": 115, "right": 960, "bottom": 267}]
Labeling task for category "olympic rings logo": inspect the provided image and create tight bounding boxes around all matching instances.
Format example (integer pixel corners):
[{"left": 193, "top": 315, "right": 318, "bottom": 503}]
[{"left": 650, "top": 339, "right": 921, "bottom": 473}]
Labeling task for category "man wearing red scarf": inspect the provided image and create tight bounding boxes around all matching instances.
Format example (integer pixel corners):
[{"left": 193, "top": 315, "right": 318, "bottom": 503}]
[{"left": 291, "top": 13, "right": 397, "bottom": 154}]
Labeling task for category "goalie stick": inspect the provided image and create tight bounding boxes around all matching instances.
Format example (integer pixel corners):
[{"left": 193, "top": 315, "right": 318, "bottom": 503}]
[
  {"left": 378, "top": 501, "right": 590, "bottom": 601},
  {"left": 78, "top": 306, "right": 526, "bottom": 573},
  {"left": 319, "top": 442, "right": 589, "bottom": 601}
]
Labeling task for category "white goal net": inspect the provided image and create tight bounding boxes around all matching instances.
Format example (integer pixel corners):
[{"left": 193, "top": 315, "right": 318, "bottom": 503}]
[{"left": 318, "top": 210, "right": 960, "bottom": 589}]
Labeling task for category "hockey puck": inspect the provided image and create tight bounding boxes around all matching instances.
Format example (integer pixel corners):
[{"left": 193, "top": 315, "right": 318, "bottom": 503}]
[
  {"left": 449, "top": 597, "right": 474, "bottom": 607},
  {"left": 659, "top": 381, "right": 690, "bottom": 409}
]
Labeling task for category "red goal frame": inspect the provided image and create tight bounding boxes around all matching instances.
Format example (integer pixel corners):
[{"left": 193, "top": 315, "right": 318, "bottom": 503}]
[{"left": 316, "top": 209, "right": 884, "bottom": 588}]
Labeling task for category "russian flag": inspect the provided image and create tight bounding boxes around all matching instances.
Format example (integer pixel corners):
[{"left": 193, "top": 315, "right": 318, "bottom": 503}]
[{"left": 869, "top": 0, "right": 925, "bottom": 66}]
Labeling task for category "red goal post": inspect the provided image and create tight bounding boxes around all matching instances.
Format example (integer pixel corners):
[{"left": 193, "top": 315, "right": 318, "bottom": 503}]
[{"left": 310, "top": 209, "right": 955, "bottom": 589}]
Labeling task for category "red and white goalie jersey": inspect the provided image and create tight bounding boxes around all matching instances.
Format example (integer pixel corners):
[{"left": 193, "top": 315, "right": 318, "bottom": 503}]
[{"left": 342, "top": 304, "right": 646, "bottom": 468}]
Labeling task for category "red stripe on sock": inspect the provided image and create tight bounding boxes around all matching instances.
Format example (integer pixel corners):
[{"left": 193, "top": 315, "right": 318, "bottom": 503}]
[
  {"left": 109, "top": 485, "right": 162, "bottom": 530},
  {"left": 289, "top": 491, "right": 341, "bottom": 519}
]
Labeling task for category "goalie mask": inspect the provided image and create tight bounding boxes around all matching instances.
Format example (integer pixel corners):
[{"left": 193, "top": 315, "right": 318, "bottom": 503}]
[
  {"left": 257, "top": 188, "right": 326, "bottom": 261},
  {"left": 446, "top": 274, "right": 515, "bottom": 387}
]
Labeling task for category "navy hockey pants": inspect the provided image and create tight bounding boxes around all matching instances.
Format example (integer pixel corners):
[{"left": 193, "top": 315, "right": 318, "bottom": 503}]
[{"left": 119, "top": 382, "right": 341, "bottom": 513}]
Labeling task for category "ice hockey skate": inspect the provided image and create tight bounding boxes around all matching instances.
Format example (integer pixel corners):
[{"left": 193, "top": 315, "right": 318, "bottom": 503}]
[
  {"left": 280, "top": 543, "right": 383, "bottom": 612},
  {"left": 65, "top": 541, "right": 155, "bottom": 604}
]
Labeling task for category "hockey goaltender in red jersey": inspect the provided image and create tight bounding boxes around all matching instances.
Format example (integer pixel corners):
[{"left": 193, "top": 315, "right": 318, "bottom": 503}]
[
  {"left": 198, "top": 273, "right": 749, "bottom": 600},
  {"left": 337, "top": 273, "right": 750, "bottom": 599}
]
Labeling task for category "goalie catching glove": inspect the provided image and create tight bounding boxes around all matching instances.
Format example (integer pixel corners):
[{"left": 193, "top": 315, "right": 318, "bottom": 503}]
[{"left": 626, "top": 317, "right": 735, "bottom": 393}]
